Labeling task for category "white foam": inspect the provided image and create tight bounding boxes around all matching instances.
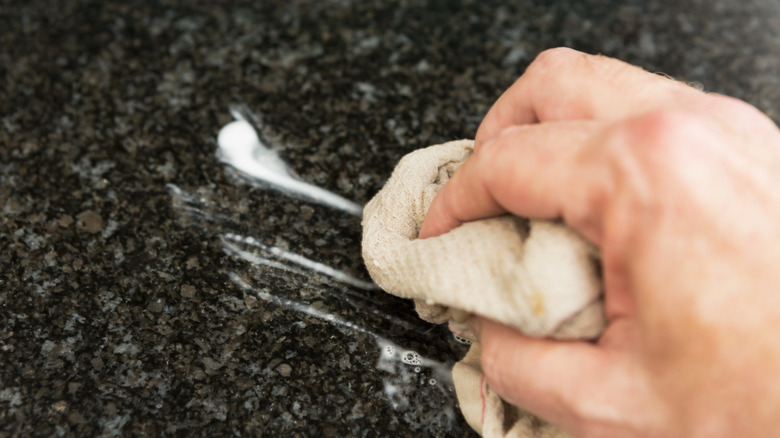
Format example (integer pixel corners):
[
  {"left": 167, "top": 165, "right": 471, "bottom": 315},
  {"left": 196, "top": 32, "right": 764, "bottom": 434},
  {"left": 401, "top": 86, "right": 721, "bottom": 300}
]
[
  {"left": 374, "top": 338, "right": 457, "bottom": 425},
  {"left": 217, "top": 119, "right": 363, "bottom": 216},
  {"left": 400, "top": 351, "right": 423, "bottom": 366}
]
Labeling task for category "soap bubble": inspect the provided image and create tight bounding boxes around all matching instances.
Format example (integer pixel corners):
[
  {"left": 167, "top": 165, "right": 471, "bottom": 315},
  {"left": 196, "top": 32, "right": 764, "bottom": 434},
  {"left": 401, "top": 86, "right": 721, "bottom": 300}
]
[
  {"left": 400, "top": 351, "right": 422, "bottom": 366},
  {"left": 429, "top": 379, "right": 437, "bottom": 385},
  {"left": 384, "top": 345, "right": 395, "bottom": 357},
  {"left": 414, "top": 367, "right": 421, "bottom": 373},
  {"left": 453, "top": 334, "right": 472, "bottom": 345}
]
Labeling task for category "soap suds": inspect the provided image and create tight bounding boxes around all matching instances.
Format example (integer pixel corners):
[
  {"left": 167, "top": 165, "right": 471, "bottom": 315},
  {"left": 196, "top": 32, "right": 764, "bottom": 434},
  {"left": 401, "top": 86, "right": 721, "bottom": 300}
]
[{"left": 217, "top": 110, "right": 363, "bottom": 216}]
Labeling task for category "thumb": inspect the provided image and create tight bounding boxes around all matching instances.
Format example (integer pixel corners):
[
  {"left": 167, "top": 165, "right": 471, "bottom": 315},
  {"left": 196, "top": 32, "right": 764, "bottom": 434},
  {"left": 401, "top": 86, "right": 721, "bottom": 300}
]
[{"left": 477, "top": 317, "right": 622, "bottom": 436}]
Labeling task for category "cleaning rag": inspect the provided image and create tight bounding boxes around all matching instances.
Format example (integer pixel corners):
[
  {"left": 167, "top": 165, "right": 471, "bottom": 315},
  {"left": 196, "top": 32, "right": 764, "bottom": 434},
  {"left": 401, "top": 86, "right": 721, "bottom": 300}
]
[{"left": 362, "top": 139, "right": 607, "bottom": 437}]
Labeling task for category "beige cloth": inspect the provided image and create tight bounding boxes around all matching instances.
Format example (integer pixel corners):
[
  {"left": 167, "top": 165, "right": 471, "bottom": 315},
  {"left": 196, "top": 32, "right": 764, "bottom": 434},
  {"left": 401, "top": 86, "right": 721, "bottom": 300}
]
[{"left": 362, "top": 140, "right": 607, "bottom": 437}]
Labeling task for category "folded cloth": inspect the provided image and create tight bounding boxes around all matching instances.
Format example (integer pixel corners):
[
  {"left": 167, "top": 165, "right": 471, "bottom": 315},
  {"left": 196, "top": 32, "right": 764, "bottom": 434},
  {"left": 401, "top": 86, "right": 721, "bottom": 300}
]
[{"left": 361, "top": 139, "right": 607, "bottom": 438}]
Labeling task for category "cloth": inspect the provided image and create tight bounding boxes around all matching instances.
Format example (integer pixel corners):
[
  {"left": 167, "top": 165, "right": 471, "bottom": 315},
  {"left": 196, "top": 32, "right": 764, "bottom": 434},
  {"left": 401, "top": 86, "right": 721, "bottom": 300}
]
[{"left": 361, "top": 139, "right": 607, "bottom": 438}]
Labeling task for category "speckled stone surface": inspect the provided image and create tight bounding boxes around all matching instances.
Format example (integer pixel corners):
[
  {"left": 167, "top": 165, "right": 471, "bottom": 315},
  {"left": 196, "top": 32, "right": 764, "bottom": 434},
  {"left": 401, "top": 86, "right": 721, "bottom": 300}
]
[{"left": 1, "top": 0, "right": 779, "bottom": 436}]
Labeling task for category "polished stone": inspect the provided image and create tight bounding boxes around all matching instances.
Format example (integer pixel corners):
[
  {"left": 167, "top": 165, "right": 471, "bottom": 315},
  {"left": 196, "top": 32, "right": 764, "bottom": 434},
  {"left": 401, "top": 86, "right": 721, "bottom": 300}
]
[{"left": 1, "top": 0, "right": 779, "bottom": 436}]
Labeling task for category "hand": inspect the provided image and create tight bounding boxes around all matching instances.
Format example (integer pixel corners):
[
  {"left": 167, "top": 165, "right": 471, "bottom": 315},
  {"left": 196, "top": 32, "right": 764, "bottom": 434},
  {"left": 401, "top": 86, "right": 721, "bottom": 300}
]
[{"left": 419, "top": 48, "right": 780, "bottom": 437}]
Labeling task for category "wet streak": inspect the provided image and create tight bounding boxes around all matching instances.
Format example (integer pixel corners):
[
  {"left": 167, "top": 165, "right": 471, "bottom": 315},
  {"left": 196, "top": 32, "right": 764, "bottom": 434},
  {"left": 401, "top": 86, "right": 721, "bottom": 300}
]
[
  {"left": 168, "top": 183, "right": 424, "bottom": 333},
  {"left": 165, "top": 107, "right": 465, "bottom": 431},
  {"left": 230, "top": 272, "right": 458, "bottom": 424},
  {"left": 221, "top": 232, "right": 379, "bottom": 291}
]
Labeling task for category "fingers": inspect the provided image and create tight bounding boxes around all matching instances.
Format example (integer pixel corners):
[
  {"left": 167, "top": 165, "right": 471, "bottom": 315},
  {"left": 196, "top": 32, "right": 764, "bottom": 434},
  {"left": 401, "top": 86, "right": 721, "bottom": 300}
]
[
  {"left": 478, "top": 317, "right": 667, "bottom": 436},
  {"left": 478, "top": 317, "right": 611, "bottom": 435},
  {"left": 418, "top": 120, "right": 610, "bottom": 241},
  {"left": 475, "top": 47, "right": 703, "bottom": 147},
  {"left": 421, "top": 49, "right": 709, "bottom": 239}
]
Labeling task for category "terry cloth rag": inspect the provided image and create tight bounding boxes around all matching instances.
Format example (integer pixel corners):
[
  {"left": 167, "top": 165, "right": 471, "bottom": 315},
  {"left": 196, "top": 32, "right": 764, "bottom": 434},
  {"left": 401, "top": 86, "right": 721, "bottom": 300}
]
[{"left": 361, "top": 139, "right": 607, "bottom": 438}]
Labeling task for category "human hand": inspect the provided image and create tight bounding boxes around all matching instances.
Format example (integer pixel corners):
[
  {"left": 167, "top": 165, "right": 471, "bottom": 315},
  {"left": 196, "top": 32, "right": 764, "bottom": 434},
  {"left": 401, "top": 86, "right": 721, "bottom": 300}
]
[{"left": 419, "top": 48, "right": 780, "bottom": 437}]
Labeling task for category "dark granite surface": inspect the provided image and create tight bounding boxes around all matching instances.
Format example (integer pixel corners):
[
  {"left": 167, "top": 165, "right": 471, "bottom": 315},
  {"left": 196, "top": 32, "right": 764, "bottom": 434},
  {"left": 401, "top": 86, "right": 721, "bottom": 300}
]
[{"left": 2, "top": 0, "right": 779, "bottom": 436}]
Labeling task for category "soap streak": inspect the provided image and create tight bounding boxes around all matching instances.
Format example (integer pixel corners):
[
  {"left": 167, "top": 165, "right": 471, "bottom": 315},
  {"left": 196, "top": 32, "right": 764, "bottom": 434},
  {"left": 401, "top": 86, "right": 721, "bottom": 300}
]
[
  {"left": 220, "top": 234, "right": 425, "bottom": 333},
  {"left": 169, "top": 183, "right": 372, "bottom": 290},
  {"left": 229, "top": 271, "right": 456, "bottom": 423},
  {"left": 167, "top": 106, "right": 464, "bottom": 430},
  {"left": 217, "top": 107, "right": 363, "bottom": 216},
  {"left": 166, "top": 183, "right": 245, "bottom": 226},
  {"left": 222, "top": 233, "right": 378, "bottom": 291},
  {"left": 168, "top": 183, "right": 422, "bottom": 332},
  {"left": 230, "top": 271, "right": 376, "bottom": 337}
]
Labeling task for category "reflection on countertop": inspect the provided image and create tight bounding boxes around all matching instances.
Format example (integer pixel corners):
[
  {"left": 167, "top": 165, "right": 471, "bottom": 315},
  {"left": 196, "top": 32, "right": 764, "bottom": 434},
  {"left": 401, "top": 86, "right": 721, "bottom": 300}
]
[{"left": 1, "top": 0, "right": 779, "bottom": 436}]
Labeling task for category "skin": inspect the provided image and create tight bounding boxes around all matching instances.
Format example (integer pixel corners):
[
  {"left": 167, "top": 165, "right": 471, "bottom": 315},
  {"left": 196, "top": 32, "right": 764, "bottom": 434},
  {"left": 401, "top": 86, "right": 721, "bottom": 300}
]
[{"left": 418, "top": 48, "right": 780, "bottom": 437}]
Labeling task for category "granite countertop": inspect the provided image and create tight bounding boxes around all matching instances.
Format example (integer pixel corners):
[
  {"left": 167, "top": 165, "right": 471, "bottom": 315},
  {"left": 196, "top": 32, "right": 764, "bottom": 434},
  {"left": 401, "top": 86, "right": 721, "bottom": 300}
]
[{"left": 2, "top": 0, "right": 779, "bottom": 436}]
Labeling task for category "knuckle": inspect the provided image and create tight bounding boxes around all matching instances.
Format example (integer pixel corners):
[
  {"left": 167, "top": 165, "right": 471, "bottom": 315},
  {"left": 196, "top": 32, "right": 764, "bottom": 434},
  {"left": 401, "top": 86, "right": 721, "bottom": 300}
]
[
  {"left": 596, "top": 109, "right": 711, "bottom": 228},
  {"left": 526, "top": 47, "right": 631, "bottom": 84},
  {"left": 487, "top": 125, "right": 536, "bottom": 155},
  {"left": 485, "top": 125, "right": 526, "bottom": 156},
  {"left": 525, "top": 47, "right": 582, "bottom": 78},
  {"left": 704, "top": 93, "right": 778, "bottom": 134},
  {"left": 474, "top": 129, "right": 514, "bottom": 175},
  {"left": 476, "top": 125, "right": 536, "bottom": 191},
  {"left": 705, "top": 93, "right": 760, "bottom": 115},
  {"left": 597, "top": 108, "right": 721, "bottom": 236},
  {"left": 617, "top": 108, "right": 710, "bottom": 160}
]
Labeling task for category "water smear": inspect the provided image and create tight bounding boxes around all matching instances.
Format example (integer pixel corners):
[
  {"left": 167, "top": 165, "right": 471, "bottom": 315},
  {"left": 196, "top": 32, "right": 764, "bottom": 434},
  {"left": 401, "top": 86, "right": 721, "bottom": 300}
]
[
  {"left": 165, "top": 106, "right": 465, "bottom": 432},
  {"left": 221, "top": 232, "right": 378, "bottom": 291},
  {"left": 230, "top": 272, "right": 456, "bottom": 425}
]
